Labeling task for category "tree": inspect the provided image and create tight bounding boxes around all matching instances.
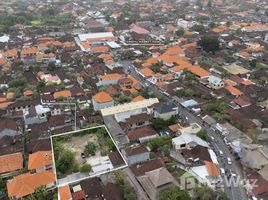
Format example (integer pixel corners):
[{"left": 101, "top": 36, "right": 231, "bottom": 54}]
[
  {"left": 47, "top": 62, "right": 56, "bottom": 71},
  {"left": 84, "top": 142, "right": 97, "bottom": 156},
  {"left": 34, "top": 185, "right": 48, "bottom": 200},
  {"left": 148, "top": 137, "right": 166, "bottom": 152},
  {"left": 207, "top": 0, "right": 212, "bottom": 7},
  {"left": 152, "top": 118, "right": 167, "bottom": 131},
  {"left": 175, "top": 28, "right": 184, "bottom": 36},
  {"left": 8, "top": 73, "right": 27, "bottom": 88},
  {"left": 190, "top": 24, "right": 206, "bottom": 34},
  {"left": 249, "top": 59, "right": 257, "bottom": 68},
  {"left": 198, "top": 36, "right": 220, "bottom": 53},
  {"left": 216, "top": 190, "right": 229, "bottom": 200},
  {"left": 160, "top": 186, "right": 191, "bottom": 200},
  {"left": 195, "top": 185, "right": 214, "bottom": 200},
  {"left": 151, "top": 64, "right": 161, "bottom": 73},
  {"left": 80, "top": 164, "right": 92, "bottom": 173},
  {"left": 37, "top": 81, "right": 46, "bottom": 90},
  {"left": 197, "top": 129, "right": 210, "bottom": 142},
  {"left": 124, "top": 186, "right": 136, "bottom": 200},
  {"left": 56, "top": 149, "right": 75, "bottom": 174}
]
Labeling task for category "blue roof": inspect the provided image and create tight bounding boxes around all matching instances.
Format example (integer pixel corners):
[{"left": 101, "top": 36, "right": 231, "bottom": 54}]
[{"left": 180, "top": 99, "right": 198, "bottom": 108}]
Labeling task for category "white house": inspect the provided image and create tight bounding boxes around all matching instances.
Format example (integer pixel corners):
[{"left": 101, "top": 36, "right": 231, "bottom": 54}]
[
  {"left": 207, "top": 75, "right": 224, "bottom": 89},
  {"left": 96, "top": 73, "right": 122, "bottom": 87},
  {"left": 92, "top": 91, "right": 114, "bottom": 111},
  {"left": 172, "top": 134, "right": 209, "bottom": 150}
]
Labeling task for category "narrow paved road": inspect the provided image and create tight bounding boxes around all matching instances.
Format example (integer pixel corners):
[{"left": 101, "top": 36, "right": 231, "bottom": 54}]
[{"left": 121, "top": 61, "right": 248, "bottom": 200}]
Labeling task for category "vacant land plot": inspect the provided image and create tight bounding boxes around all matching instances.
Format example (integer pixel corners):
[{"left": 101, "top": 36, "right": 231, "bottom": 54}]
[{"left": 52, "top": 126, "right": 126, "bottom": 182}]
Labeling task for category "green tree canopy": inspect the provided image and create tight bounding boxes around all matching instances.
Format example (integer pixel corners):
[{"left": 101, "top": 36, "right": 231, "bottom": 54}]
[
  {"left": 160, "top": 186, "right": 191, "bottom": 200},
  {"left": 80, "top": 164, "right": 92, "bottom": 173},
  {"left": 175, "top": 28, "right": 184, "bottom": 36},
  {"left": 197, "top": 129, "right": 210, "bottom": 142},
  {"left": 56, "top": 148, "right": 75, "bottom": 174},
  {"left": 198, "top": 35, "right": 220, "bottom": 53},
  {"left": 190, "top": 24, "right": 206, "bottom": 34}
]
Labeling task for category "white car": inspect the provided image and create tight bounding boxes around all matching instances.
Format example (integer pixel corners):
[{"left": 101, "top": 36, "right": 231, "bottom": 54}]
[
  {"left": 219, "top": 150, "right": 223, "bottom": 156},
  {"left": 220, "top": 168, "right": 225, "bottom": 174},
  {"left": 227, "top": 157, "right": 232, "bottom": 165}
]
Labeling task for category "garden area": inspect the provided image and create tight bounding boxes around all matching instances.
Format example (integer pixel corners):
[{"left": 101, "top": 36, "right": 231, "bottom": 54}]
[{"left": 52, "top": 126, "right": 121, "bottom": 179}]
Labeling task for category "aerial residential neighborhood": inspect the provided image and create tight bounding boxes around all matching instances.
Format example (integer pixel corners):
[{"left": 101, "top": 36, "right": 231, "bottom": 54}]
[{"left": 0, "top": 0, "right": 268, "bottom": 200}]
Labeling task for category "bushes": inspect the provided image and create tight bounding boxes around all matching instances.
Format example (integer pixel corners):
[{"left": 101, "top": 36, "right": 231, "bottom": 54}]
[
  {"left": 80, "top": 164, "right": 92, "bottom": 173},
  {"left": 84, "top": 142, "right": 97, "bottom": 156},
  {"left": 152, "top": 116, "right": 176, "bottom": 131},
  {"left": 159, "top": 186, "right": 191, "bottom": 200},
  {"left": 203, "top": 102, "right": 229, "bottom": 121},
  {"left": 197, "top": 129, "right": 210, "bottom": 142}
]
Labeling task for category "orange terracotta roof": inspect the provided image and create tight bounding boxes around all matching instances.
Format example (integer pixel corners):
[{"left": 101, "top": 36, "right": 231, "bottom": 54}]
[
  {"left": 212, "top": 25, "right": 228, "bottom": 33},
  {"left": 0, "top": 57, "right": 7, "bottom": 65},
  {"left": 225, "top": 85, "right": 243, "bottom": 96},
  {"left": 166, "top": 25, "right": 176, "bottom": 32},
  {"left": 98, "top": 53, "right": 112, "bottom": 60},
  {"left": 241, "top": 79, "right": 253, "bottom": 85},
  {"left": 23, "top": 90, "right": 33, "bottom": 96},
  {"left": 58, "top": 185, "right": 72, "bottom": 200},
  {"left": 36, "top": 53, "right": 55, "bottom": 59},
  {"left": 142, "top": 57, "right": 158, "bottom": 67},
  {"left": 239, "top": 51, "right": 250, "bottom": 57},
  {"left": 93, "top": 91, "right": 113, "bottom": 103},
  {"left": 140, "top": 68, "right": 155, "bottom": 77},
  {"left": 165, "top": 45, "right": 183, "bottom": 55},
  {"left": 170, "top": 65, "right": 185, "bottom": 72},
  {"left": 224, "top": 79, "right": 236, "bottom": 86},
  {"left": 132, "top": 95, "right": 145, "bottom": 102},
  {"left": 91, "top": 45, "right": 109, "bottom": 53},
  {"left": 0, "top": 101, "right": 14, "bottom": 109},
  {"left": 0, "top": 153, "right": 23, "bottom": 174},
  {"left": 100, "top": 73, "right": 122, "bottom": 81},
  {"left": 0, "top": 97, "right": 7, "bottom": 103},
  {"left": 21, "top": 47, "right": 38, "bottom": 56},
  {"left": 37, "top": 71, "right": 45, "bottom": 78},
  {"left": 2, "top": 64, "right": 10, "bottom": 72},
  {"left": 28, "top": 151, "right": 52, "bottom": 170},
  {"left": 5, "top": 49, "right": 17, "bottom": 58},
  {"left": 159, "top": 54, "right": 180, "bottom": 64},
  {"left": 7, "top": 171, "right": 56, "bottom": 198},
  {"left": 53, "top": 90, "right": 72, "bottom": 99},
  {"left": 6, "top": 92, "right": 15, "bottom": 99},
  {"left": 182, "top": 42, "right": 197, "bottom": 49},
  {"left": 52, "top": 41, "right": 62, "bottom": 46},
  {"left": 204, "top": 161, "right": 220, "bottom": 177},
  {"left": 187, "top": 65, "right": 211, "bottom": 78},
  {"left": 80, "top": 41, "right": 91, "bottom": 50}
]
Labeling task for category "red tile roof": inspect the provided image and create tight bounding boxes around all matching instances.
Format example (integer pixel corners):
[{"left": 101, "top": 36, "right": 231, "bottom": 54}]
[
  {"left": 0, "top": 152, "right": 23, "bottom": 174},
  {"left": 7, "top": 171, "right": 55, "bottom": 198}
]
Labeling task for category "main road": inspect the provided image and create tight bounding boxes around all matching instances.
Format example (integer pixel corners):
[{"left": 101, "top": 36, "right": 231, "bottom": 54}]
[{"left": 121, "top": 60, "right": 248, "bottom": 200}]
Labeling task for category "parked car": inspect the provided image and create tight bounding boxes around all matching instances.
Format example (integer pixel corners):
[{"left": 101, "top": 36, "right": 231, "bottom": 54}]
[{"left": 227, "top": 157, "right": 232, "bottom": 165}]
